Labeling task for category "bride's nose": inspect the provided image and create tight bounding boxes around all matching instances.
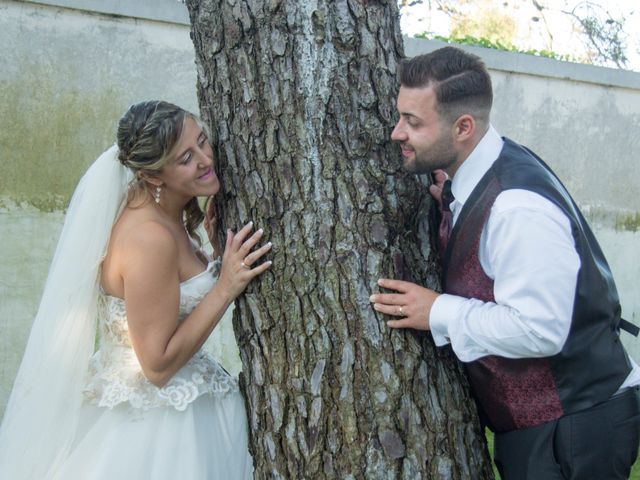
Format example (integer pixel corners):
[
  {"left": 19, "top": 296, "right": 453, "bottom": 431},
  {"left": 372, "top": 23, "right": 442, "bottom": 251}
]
[{"left": 196, "top": 149, "right": 213, "bottom": 168}]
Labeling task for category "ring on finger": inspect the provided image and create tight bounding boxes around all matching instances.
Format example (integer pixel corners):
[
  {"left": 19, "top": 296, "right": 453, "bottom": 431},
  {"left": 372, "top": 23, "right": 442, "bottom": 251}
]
[
  {"left": 241, "top": 260, "right": 251, "bottom": 270},
  {"left": 398, "top": 306, "right": 404, "bottom": 316}
]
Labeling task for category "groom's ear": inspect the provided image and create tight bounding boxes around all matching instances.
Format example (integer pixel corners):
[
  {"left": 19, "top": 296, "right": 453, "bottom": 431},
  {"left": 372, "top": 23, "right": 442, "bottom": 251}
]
[{"left": 453, "top": 114, "right": 475, "bottom": 141}]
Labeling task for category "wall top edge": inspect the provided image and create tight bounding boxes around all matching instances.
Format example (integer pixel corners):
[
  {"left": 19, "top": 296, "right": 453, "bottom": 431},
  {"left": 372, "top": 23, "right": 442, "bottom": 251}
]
[
  {"left": 404, "top": 38, "right": 640, "bottom": 91},
  {"left": 15, "top": 2, "right": 640, "bottom": 91},
  {"left": 21, "top": 0, "right": 191, "bottom": 26}
]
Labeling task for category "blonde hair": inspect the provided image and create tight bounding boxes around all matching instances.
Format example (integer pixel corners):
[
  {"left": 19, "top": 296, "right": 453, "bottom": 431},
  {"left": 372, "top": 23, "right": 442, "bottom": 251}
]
[{"left": 116, "top": 100, "right": 205, "bottom": 243}]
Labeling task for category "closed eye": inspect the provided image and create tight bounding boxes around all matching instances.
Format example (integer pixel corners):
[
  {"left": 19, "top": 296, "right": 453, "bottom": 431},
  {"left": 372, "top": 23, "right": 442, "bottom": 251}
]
[
  {"left": 180, "top": 152, "right": 192, "bottom": 165},
  {"left": 403, "top": 114, "right": 420, "bottom": 128}
]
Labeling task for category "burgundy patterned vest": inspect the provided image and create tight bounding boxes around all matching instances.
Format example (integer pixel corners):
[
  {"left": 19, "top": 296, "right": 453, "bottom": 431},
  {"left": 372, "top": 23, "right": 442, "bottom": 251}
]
[{"left": 442, "top": 138, "right": 632, "bottom": 433}]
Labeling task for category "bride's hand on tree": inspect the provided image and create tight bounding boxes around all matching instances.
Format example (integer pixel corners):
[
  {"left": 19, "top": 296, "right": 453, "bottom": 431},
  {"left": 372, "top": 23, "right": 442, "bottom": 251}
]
[{"left": 216, "top": 222, "right": 272, "bottom": 301}]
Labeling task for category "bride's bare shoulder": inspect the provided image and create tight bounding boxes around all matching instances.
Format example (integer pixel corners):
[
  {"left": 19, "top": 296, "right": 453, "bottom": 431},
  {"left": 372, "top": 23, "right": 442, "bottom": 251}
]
[
  {"left": 105, "top": 207, "right": 178, "bottom": 271},
  {"left": 115, "top": 210, "right": 176, "bottom": 254}
]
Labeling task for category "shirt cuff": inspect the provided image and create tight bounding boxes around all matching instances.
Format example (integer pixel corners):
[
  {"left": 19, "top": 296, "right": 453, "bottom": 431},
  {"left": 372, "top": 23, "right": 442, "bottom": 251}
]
[{"left": 430, "top": 293, "right": 465, "bottom": 347}]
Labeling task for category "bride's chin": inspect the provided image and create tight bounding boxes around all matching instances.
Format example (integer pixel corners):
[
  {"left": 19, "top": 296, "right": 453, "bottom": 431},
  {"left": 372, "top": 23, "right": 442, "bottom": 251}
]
[
  {"left": 202, "top": 183, "right": 220, "bottom": 197},
  {"left": 194, "top": 177, "right": 220, "bottom": 195}
]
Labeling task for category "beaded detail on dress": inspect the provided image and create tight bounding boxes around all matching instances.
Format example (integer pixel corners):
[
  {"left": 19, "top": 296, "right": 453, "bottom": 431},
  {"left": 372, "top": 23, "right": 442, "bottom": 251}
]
[{"left": 83, "top": 259, "right": 237, "bottom": 411}]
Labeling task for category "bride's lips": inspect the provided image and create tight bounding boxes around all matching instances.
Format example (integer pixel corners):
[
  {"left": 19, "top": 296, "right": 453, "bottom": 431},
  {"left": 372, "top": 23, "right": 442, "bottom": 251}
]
[{"left": 197, "top": 168, "right": 214, "bottom": 180}]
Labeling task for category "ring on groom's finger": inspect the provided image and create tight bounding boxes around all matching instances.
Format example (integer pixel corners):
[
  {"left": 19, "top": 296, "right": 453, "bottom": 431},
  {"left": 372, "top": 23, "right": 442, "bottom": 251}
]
[
  {"left": 241, "top": 260, "right": 251, "bottom": 270},
  {"left": 398, "top": 306, "right": 404, "bottom": 316}
]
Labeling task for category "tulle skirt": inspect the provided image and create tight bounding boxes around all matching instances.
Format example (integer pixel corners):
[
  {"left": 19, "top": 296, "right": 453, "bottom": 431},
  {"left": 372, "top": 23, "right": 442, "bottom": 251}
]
[{"left": 52, "top": 391, "right": 253, "bottom": 479}]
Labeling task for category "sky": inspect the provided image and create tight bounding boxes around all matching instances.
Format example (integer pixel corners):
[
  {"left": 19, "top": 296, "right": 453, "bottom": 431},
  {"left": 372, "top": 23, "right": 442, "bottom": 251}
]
[{"left": 399, "top": 0, "right": 640, "bottom": 72}]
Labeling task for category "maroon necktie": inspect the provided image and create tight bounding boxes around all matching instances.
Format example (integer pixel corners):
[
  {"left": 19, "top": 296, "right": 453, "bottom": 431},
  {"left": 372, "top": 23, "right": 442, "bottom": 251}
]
[{"left": 438, "top": 179, "right": 455, "bottom": 254}]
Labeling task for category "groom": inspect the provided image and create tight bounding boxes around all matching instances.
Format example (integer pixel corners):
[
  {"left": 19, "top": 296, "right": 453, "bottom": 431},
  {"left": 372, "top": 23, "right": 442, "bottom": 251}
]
[{"left": 370, "top": 46, "right": 640, "bottom": 479}]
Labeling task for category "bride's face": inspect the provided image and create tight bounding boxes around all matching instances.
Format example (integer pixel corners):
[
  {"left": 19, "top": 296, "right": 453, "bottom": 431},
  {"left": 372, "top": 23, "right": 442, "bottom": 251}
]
[{"left": 155, "top": 116, "right": 220, "bottom": 201}]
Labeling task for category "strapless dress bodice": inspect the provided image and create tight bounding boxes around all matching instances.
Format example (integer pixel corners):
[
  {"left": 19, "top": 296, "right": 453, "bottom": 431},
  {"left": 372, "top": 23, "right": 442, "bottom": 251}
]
[{"left": 84, "top": 260, "right": 238, "bottom": 411}]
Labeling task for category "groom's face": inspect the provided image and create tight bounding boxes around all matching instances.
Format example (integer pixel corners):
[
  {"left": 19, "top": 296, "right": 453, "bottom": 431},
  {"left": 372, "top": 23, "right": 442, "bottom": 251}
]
[{"left": 391, "top": 85, "right": 457, "bottom": 175}]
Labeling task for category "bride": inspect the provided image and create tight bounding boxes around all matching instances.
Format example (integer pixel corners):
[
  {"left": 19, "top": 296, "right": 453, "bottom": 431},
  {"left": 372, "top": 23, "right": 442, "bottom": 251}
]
[{"left": 0, "top": 101, "right": 270, "bottom": 479}]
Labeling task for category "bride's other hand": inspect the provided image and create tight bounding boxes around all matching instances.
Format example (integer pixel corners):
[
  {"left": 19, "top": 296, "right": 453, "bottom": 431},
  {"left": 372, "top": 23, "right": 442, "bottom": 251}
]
[
  {"left": 428, "top": 169, "right": 448, "bottom": 208},
  {"left": 217, "top": 222, "right": 272, "bottom": 301}
]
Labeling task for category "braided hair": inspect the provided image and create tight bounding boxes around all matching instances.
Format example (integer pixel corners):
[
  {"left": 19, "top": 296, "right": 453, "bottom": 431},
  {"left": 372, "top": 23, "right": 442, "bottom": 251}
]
[{"left": 116, "top": 100, "right": 205, "bottom": 243}]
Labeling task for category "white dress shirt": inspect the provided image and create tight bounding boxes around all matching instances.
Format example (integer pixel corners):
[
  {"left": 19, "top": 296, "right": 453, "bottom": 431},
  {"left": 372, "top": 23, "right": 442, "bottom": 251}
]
[{"left": 429, "top": 126, "right": 640, "bottom": 389}]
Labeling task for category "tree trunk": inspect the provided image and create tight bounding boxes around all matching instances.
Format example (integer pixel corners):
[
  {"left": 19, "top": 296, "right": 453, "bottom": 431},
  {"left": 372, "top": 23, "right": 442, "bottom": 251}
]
[{"left": 186, "top": 1, "right": 493, "bottom": 478}]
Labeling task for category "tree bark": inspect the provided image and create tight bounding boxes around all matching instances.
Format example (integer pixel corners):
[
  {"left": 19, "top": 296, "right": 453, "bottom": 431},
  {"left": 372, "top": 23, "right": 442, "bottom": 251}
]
[{"left": 186, "top": 1, "right": 493, "bottom": 478}]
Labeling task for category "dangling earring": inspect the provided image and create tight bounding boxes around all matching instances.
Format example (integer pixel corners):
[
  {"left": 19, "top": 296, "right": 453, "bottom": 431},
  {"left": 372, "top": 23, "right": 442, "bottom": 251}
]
[{"left": 154, "top": 186, "right": 162, "bottom": 204}]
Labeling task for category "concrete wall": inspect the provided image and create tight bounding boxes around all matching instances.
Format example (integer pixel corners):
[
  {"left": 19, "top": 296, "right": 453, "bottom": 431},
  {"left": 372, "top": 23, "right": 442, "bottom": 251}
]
[{"left": 1, "top": 1, "right": 639, "bottom": 418}]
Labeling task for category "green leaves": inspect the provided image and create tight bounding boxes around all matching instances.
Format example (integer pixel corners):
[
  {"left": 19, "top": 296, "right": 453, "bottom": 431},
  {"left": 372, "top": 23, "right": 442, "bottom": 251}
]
[{"left": 414, "top": 32, "right": 578, "bottom": 63}]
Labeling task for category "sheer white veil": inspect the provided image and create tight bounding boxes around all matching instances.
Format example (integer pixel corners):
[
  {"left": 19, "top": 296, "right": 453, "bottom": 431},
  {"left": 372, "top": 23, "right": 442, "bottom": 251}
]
[{"left": 0, "top": 145, "right": 133, "bottom": 479}]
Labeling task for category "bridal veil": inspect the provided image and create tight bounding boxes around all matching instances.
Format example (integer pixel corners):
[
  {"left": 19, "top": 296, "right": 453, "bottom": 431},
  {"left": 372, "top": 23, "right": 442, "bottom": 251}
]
[{"left": 0, "top": 145, "right": 132, "bottom": 479}]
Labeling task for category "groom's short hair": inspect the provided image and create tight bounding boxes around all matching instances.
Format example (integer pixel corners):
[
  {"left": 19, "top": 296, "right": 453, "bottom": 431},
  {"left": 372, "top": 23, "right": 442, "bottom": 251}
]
[{"left": 399, "top": 46, "right": 493, "bottom": 124}]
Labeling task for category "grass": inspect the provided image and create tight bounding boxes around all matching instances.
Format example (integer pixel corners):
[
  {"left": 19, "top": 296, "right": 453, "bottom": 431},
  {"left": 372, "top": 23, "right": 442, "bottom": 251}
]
[{"left": 485, "top": 429, "right": 640, "bottom": 479}]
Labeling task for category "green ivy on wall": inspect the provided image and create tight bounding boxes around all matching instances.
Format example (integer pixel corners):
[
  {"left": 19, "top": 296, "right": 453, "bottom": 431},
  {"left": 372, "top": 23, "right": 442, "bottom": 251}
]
[{"left": 415, "top": 33, "right": 579, "bottom": 63}]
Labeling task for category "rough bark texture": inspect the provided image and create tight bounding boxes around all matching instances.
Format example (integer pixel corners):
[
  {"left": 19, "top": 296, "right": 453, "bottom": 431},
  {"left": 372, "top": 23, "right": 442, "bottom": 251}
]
[{"left": 186, "top": 1, "right": 493, "bottom": 478}]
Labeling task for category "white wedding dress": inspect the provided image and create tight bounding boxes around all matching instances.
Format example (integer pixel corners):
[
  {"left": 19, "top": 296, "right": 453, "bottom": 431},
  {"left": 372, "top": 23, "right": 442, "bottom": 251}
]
[{"left": 52, "top": 260, "right": 254, "bottom": 479}]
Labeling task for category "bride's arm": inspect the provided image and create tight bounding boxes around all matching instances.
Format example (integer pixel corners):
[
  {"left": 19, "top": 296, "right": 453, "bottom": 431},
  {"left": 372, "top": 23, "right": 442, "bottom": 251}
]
[{"left": 122, "top": 221, "right": 271, "bottom": 387}]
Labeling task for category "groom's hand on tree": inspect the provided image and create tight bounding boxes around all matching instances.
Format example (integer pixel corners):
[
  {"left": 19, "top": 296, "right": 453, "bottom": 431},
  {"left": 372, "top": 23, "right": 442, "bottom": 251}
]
[{"left": 370, "top": 278, "right": 440, "bottom": 331}]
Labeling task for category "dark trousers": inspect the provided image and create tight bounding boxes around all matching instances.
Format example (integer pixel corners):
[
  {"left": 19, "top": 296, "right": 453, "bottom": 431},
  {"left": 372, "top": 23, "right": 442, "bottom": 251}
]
[{"left": 493, "top": 387, "right": 640, "bottom": 480}]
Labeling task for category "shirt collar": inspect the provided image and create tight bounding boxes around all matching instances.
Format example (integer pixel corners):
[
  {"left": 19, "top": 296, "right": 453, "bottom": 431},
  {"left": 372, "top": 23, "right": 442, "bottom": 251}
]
[{"left": 450, "top": 124, "right": 504, "bottom": 209}]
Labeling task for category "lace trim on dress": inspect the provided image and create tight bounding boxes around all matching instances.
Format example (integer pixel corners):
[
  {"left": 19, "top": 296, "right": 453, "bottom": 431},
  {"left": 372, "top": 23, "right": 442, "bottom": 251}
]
[
  {"left": 83, "top": 349, "right": 238, "bottom": 411},
  {"left": 83, "top": 259, "right": 236, "bottom": 411}
]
